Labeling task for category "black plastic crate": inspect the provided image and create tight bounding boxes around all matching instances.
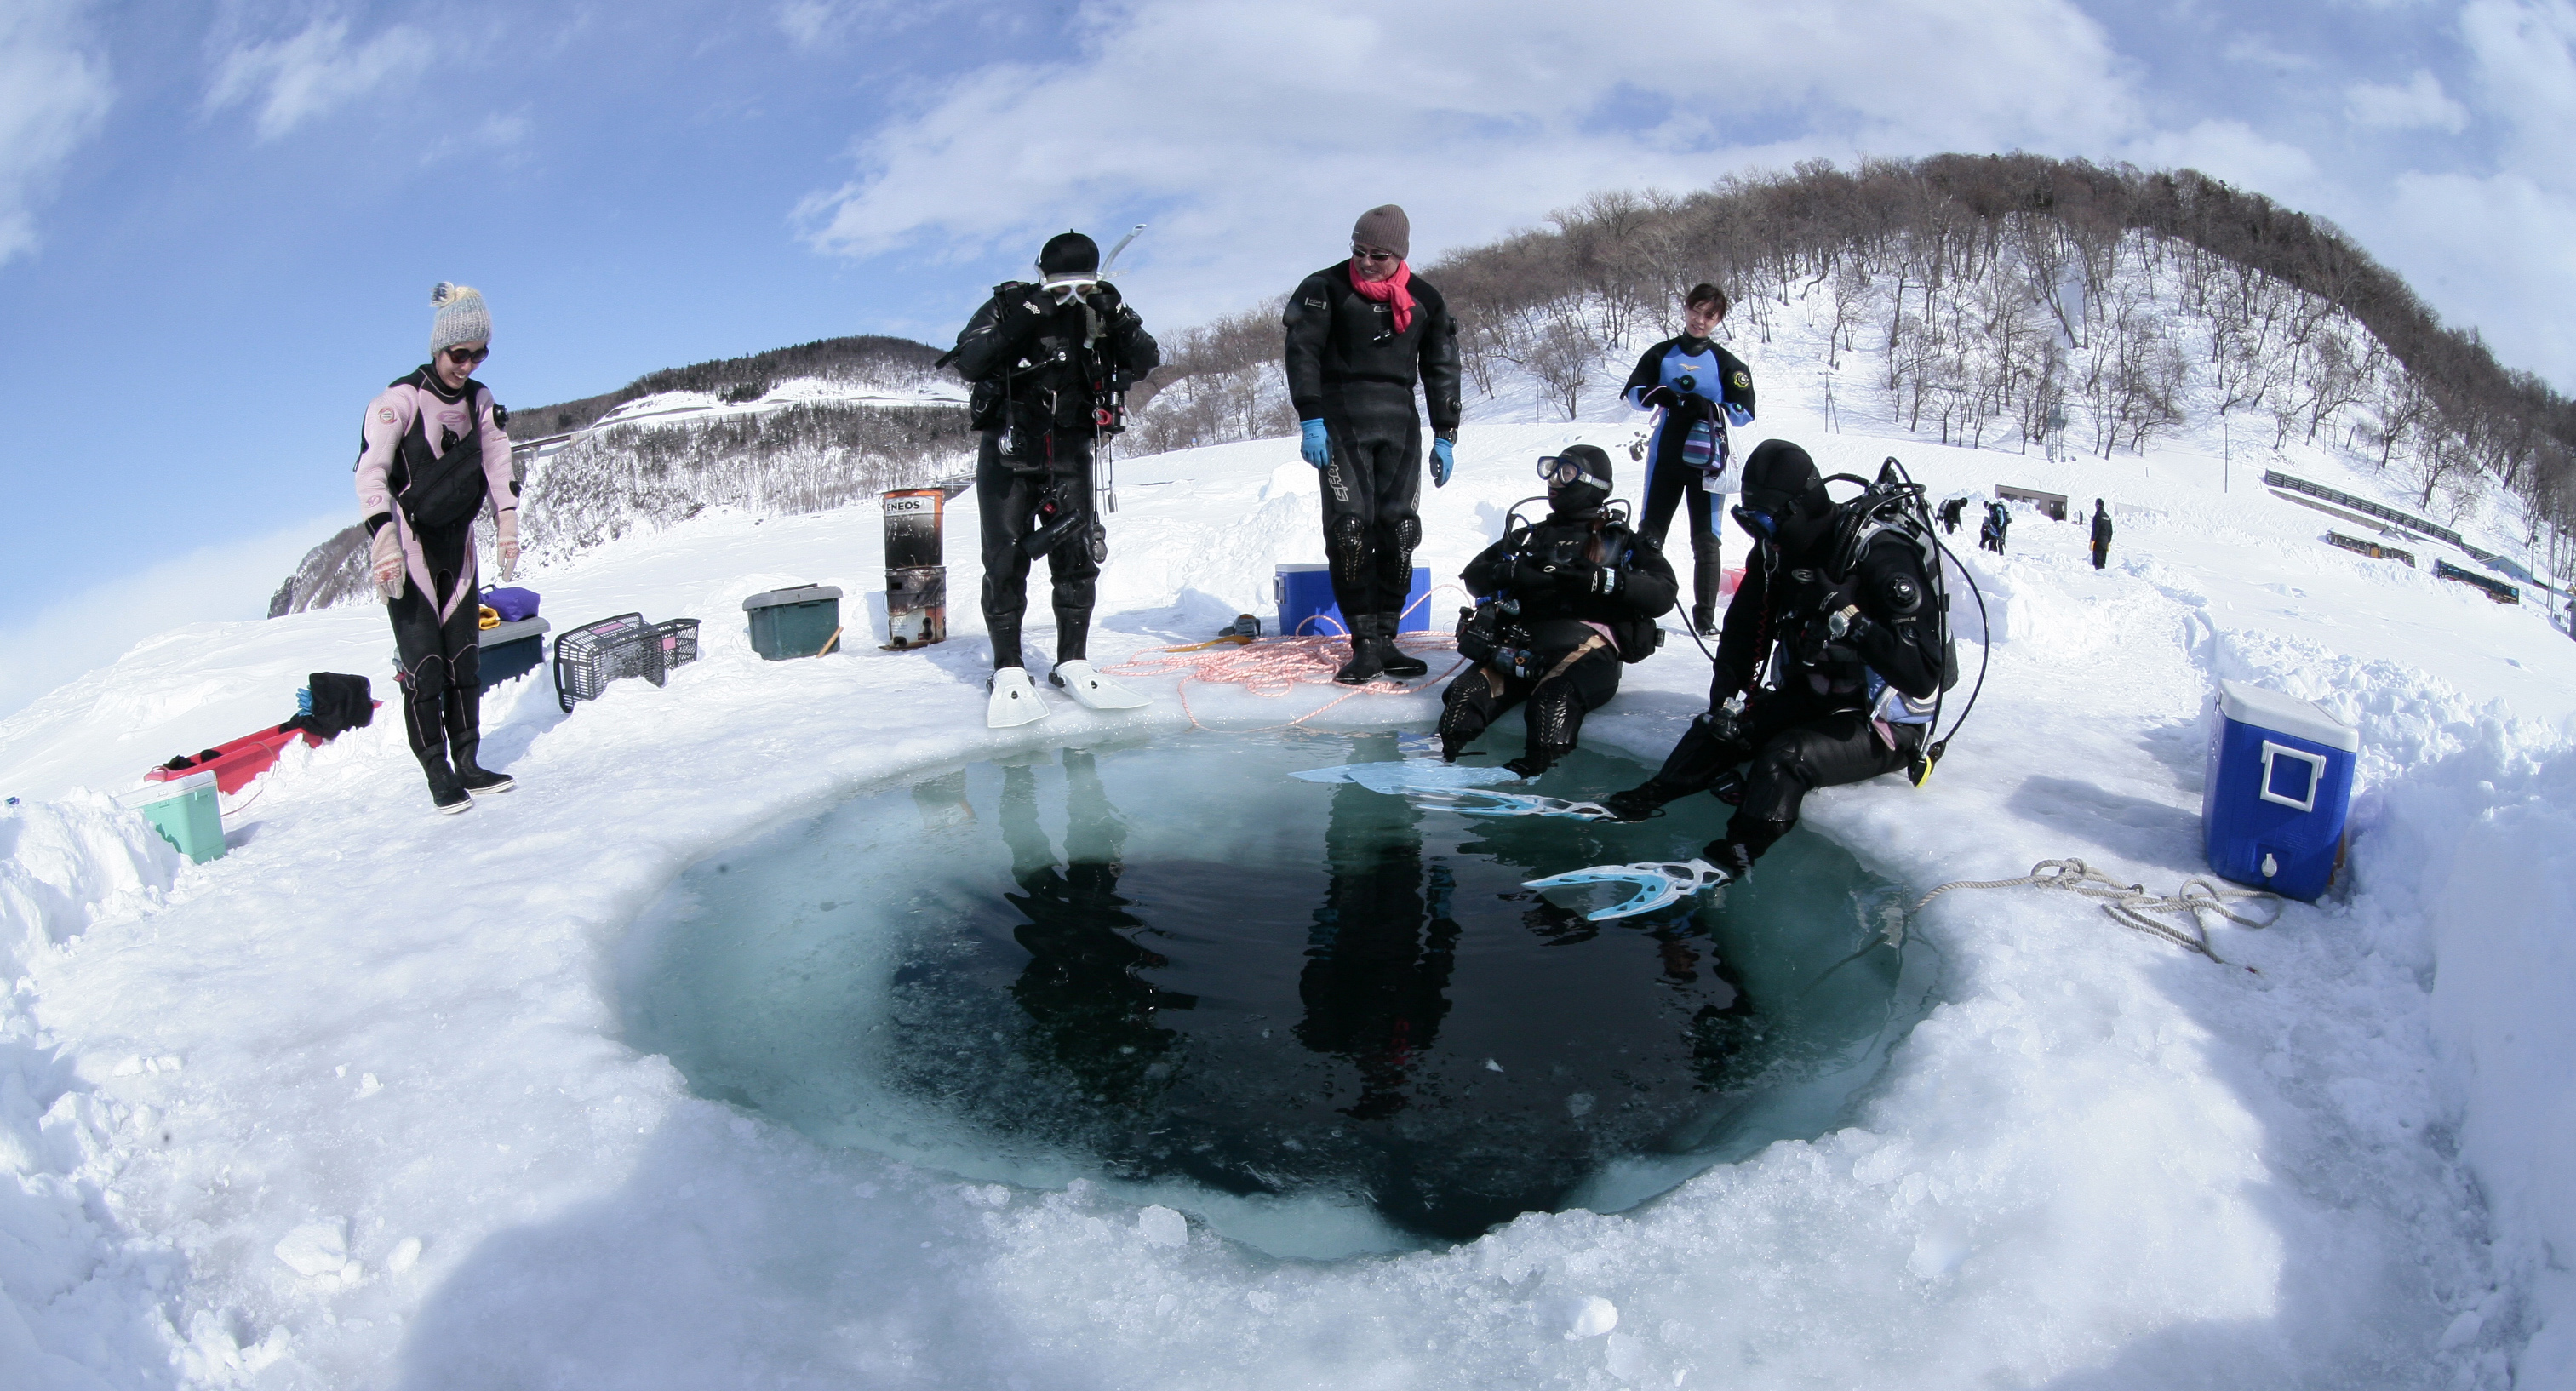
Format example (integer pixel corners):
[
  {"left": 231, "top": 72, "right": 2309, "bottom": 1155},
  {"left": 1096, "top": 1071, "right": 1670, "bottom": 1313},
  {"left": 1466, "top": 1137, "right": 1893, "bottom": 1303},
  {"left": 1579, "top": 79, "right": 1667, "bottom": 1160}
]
[
  {"left": 655, "top": 618, "right": 701, "bottom": 671},
  {"left": 553, "top": 612, "right": 664, "bottom": 713}
]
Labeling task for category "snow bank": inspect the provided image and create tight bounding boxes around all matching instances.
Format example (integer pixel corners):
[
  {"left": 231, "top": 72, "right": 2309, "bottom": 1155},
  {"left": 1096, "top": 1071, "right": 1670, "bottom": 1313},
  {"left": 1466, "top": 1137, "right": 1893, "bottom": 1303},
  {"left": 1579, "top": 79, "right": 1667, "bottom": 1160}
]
[{"left": 1, "top": 795, "right": 184, "bottom": 1388}]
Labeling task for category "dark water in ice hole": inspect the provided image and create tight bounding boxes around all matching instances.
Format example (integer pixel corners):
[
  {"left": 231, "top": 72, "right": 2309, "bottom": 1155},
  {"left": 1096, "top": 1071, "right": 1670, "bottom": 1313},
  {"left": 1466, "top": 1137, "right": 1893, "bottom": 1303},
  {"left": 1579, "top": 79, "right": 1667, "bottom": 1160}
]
[{"left": 621, "top": 730, "right": 1932, "bottom": 1248}]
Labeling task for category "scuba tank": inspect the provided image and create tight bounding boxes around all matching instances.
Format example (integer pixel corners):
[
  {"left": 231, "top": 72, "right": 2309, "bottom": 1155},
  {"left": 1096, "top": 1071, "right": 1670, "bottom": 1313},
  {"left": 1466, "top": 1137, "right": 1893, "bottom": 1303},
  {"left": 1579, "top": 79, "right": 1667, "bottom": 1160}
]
[{"left": 1813, "top": 457, "right": 1989, "bottom": 785}]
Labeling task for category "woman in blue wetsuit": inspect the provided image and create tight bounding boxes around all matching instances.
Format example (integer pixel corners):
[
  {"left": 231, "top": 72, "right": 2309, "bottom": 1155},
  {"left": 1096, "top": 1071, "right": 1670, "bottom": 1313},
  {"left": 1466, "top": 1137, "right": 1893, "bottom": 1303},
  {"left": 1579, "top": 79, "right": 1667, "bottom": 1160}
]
[{"left": 1621, "top": 283, "right": 1755, "bottom": 634}]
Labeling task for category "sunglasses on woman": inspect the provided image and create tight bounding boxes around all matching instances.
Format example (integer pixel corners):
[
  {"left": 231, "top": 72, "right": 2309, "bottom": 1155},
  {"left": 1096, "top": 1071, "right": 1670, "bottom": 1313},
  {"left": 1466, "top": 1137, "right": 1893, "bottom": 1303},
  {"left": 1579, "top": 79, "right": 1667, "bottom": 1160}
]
[
  {"left": 1351, "top": 246, "right": 1400, "bottom": 264},
  {"left": 443, "top": 346, "right": 489, "bottom": 365}
]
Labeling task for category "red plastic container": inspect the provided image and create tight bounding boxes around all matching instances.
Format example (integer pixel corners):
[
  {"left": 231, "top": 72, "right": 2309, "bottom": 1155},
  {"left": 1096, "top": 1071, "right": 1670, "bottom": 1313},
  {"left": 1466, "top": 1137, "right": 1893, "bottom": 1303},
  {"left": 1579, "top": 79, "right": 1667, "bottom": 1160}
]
[{"left": 143, "top": 702, "right": 381, "bottom": 796}]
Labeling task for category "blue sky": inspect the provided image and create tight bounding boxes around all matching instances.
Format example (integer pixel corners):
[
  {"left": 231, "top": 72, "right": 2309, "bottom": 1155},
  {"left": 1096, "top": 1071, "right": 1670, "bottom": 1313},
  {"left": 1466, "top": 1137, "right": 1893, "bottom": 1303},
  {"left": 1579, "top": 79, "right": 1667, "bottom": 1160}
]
[{"left": 2, "top": 0, "right": 2572, "bottom": 718}]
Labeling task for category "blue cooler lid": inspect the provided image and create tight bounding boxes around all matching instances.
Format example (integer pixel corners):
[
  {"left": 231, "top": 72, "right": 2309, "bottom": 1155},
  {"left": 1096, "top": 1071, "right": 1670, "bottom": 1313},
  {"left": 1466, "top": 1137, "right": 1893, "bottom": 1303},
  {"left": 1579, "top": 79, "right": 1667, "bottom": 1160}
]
[
  {"left": 2216, "top": 681, "right": 2359, "bottom": 752},
  {"left": 743, "top": 584, "right": 843, "bottom": 611}
]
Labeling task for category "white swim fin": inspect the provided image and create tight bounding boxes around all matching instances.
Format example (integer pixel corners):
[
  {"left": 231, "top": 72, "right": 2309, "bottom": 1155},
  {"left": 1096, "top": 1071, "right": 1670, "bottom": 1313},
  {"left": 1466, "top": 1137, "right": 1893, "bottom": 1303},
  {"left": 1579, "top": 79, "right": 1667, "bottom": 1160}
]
[
  {"left": 1048, "top": 659, "right": 1148, "bottom": 711},
  {"left": 986, "top": 667, "right": 1050, "bottom": 728}
]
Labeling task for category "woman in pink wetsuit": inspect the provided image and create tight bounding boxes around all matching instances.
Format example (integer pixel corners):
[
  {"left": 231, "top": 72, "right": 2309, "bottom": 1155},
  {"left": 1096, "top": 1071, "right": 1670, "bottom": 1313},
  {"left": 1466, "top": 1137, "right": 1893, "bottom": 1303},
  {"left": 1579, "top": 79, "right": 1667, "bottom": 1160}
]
[{"left": 353, "top": 283, "right": 522, "bottom": 814}]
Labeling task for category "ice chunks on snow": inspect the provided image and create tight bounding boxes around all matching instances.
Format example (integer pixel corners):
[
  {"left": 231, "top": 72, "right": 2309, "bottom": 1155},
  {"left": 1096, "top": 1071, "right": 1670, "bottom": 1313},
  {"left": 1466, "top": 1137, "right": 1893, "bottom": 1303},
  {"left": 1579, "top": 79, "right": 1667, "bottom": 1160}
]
[
  {"left": 1136, "top": 1205, "right": 1188, "bottom": 1248},
  {"left": 1530, "top": 1290, "right": 1619, "bottom": 1339},
  {"left": 274, "top": 1218, "right": 352, "bottom": 1278},
  {"left": 386, "top": 1236, "right": 422, "bottom": 1274}
]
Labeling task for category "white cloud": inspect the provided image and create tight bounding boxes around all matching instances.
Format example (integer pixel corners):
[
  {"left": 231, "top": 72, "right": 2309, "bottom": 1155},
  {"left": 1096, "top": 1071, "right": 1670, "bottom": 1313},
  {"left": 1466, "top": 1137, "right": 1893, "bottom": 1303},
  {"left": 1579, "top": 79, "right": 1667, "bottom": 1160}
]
[
  {"left": 2459, "top": 0, "right": 2576, "bottom": 186},
  {"left": 794, "top": 0, "right": 2142, "bottom": 320},
  {"left": 0, "top": 512, "right": 346, "bottom": 725},
  {"left": 2345, "top": 70, "right": 2471, "bottom": 132},
  {"left": 2375, "top": 168, "right": 2576, "bottom": 378},
  {"left": 0, "top": 0, "right": 113, "bottom": 267},
  {"left": 206, "top": 16, "right": 435, "bottom": 141},
  {"left": 776, "top": 0, "right": 954, "bottom": 52}
]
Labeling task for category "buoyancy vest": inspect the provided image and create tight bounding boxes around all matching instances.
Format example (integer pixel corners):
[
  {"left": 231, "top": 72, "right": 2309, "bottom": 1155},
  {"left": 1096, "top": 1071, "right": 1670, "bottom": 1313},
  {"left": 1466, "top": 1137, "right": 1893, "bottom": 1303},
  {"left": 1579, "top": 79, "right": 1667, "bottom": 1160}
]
[{"left": 387, "top": 373, "right": 491, "bottom": 530}]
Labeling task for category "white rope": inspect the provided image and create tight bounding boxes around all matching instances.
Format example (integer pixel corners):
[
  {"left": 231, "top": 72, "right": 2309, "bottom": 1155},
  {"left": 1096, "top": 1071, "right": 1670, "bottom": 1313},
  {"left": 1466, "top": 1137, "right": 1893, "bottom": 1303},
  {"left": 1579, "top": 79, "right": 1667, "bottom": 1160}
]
[{"left": 1911, "top": 857, "right": 2284, "bottom": 969}]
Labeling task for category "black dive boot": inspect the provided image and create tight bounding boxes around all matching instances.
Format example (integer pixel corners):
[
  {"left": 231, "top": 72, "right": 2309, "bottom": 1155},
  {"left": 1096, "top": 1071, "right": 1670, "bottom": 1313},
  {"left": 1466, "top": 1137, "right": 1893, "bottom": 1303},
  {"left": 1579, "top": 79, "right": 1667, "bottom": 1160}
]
[
  {"left": 1334, "top": 614, "right": 1388, "bottom": 684},
  {"left": 1692, "top": 552, "right": 1722, "bottom": 635},
  {"left": 1376, "top": 614, "right": 1428, "bottom": 679},
  {"left": 403, "top": 674, "right": 472, "bottom": 814},
  {"left": 444, "top": 688, "right": 514, "bottom": 795},
  {"left": 425, "top": 762, "right": 472, "bottom": 814},
  {"left": 1601, "top": 781, "right": 1677, "bottom": 822},
  {"left": 1503, "top": 744, "right": 1571, "bottom": 779}
]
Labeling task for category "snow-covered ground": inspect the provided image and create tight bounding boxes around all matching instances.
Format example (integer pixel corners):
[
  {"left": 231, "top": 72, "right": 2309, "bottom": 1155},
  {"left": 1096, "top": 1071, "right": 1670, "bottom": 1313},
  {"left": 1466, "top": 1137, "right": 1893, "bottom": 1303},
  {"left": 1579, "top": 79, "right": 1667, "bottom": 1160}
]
[{"left": 3, "top": 363, "right": 2573, "bottom": 1386}]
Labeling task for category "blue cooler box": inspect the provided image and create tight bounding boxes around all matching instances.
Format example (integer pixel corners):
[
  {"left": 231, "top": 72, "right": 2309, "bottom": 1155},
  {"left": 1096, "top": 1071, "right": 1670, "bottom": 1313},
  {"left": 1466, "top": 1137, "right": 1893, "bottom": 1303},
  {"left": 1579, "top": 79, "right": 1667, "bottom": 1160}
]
[
  {"left": 478, "top": 616, "right": 552, "bottom": 690},
  {"left": 1276, "top": 564, "right": 1433, "bottom": 638},
  {"left": 2202, "top": 680, "right": 2358, "bottom": 901}
]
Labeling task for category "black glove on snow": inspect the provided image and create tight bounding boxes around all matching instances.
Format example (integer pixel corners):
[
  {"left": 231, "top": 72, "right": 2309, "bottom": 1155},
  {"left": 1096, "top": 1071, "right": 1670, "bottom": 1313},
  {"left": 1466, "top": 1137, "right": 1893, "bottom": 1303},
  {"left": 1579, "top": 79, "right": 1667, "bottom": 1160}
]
[{"left": 1640, "top": 385, "right": 1680, "bottom": 410}]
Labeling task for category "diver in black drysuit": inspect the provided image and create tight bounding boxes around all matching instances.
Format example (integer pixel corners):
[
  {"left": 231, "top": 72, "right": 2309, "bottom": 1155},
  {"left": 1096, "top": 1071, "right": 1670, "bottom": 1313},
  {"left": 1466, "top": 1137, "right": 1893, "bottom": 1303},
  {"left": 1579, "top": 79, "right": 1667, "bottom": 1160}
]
[
  {"left": 1603, "top": 440, "right": 1947, "bottom": 878},
  {"left": 1283, "top": 207, "right": 1463, "bottom": 684},
  {"left": 1439, "top": 445, "right": 1678, "bottom": 777},
  {"left": 948, "top": 232, "right": 1160, "bottom": 675}
]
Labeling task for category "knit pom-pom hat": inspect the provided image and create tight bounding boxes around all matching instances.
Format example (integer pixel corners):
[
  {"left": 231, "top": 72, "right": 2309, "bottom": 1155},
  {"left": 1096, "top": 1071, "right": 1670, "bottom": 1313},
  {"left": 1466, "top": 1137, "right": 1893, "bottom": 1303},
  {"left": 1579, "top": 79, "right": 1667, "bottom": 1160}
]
[{"left": 429, "top": 282, "right": 491, "bottom": 356}]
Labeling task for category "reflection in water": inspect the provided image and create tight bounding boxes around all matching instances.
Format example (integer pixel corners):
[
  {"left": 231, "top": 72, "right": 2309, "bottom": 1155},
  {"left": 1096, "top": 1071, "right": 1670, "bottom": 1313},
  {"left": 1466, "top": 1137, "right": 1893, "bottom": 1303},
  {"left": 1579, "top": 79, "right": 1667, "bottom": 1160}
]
[
  {"left": 1298, "top": 735, "right": 1457, "bottom": 1120},
  {"left": 998, "top": 753, "right": 1194, "bottom": 1108},
  {"left": 626, "top": 732, "right": 1926, "bottom": 1245}
]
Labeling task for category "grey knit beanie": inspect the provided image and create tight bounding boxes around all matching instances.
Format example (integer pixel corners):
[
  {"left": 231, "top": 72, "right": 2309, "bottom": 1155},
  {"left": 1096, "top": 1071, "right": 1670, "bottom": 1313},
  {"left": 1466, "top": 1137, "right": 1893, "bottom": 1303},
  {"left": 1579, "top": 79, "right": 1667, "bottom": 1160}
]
[
  {"left": 1352, "top": 204, "right": 1410, "bottom": 259},
  {"left": 429, "top": 282, "right": 491, "bottom": 356}
]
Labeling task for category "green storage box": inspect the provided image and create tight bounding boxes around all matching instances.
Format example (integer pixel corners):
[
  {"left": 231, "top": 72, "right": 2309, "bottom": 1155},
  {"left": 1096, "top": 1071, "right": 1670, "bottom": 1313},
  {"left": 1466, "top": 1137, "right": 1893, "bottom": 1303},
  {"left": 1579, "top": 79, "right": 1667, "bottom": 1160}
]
[
  {"left": 118, "top": 770, "right": 225, "bottom": 864},
  {"left": 743, "top": 584, "right": 843, "bottom": 661}
]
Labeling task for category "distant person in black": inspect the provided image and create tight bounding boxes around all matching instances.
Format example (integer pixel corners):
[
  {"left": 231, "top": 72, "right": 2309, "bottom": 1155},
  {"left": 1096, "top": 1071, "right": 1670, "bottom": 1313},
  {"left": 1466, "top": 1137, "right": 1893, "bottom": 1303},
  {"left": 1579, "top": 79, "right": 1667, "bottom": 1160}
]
[
  {"left": 1285, "top": 203, "right": 1463, "bottom": 684},
  {"left": 947, "top": 232, "right": 1160, "bottom": 717},
  {"left": 1621, "top": 283, "right": 1755, "bottom": 635},
  {"left": 1980, "top": 501, "right": 2010, "bottom": 555},
  {"left": 1939, "top": 497, "right": 1966, "bottom": 535},
  {"left": 1439, "top": 445, "right": 1677, "bottom": 776},
  {"left": 1604, "top": 441, "right": 1948, "bottom": 880},
  {"left": 2091, "top": 499, "right": 2114, "bottom": 570}
]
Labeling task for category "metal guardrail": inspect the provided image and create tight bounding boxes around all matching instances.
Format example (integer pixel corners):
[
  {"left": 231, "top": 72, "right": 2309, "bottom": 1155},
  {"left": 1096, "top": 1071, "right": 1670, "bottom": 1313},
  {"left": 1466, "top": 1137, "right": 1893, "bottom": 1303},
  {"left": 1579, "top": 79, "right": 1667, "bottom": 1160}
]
[
  {"left": 2260, "top": 471, "right": 2464, "bottom": 547},
  {"left": 2263, "top": 468, "right": 2567, "bottom": 599}
]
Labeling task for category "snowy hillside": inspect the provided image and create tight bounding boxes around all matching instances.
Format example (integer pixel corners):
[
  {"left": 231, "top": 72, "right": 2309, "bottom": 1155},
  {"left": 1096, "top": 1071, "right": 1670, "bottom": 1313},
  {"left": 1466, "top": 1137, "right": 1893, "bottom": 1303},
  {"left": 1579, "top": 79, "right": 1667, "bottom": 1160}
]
[{"left": 3, "top": 358, "right": 2573, "bottom": 1387}]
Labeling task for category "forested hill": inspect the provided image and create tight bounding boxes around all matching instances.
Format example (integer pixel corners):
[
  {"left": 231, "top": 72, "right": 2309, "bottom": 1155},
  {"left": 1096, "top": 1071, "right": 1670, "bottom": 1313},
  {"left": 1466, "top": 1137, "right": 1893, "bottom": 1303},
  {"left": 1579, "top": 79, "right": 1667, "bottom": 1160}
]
[
  {"left": 1136, "top": 155, "right": 2573, "bottom": 578},
  {"left": 272, "top": 154, "right": 2576, "bottom": 616},
  {"left": 502, "top": 334, "right": 947, "bottom": 440}
]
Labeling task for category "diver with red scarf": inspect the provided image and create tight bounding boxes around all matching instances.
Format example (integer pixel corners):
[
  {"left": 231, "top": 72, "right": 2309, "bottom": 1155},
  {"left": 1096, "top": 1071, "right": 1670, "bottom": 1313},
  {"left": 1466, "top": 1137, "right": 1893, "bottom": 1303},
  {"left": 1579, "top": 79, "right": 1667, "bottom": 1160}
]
[{"left": 1283, "top": 204, "right": 1463, "bottom": 684}]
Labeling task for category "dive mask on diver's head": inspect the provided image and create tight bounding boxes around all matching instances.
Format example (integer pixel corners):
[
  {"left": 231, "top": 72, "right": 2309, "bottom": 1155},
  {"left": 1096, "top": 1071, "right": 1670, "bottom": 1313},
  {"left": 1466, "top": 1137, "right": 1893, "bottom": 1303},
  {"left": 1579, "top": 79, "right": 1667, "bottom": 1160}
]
[
  {"left": 1537, "top": 454, "right": 1610, "bottom": 489},
  {"left": 1733, "top": 492, "right": 1787, "bottom": 542}
]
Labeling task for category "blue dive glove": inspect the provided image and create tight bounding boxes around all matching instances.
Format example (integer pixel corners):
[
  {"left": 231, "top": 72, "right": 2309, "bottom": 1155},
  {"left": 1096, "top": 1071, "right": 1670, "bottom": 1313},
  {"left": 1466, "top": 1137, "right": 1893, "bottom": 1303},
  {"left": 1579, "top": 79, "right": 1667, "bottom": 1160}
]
[
  {"left": 1300, "top": 418, "right": 1331, "bottom": 468},
  {"left": 1430, "top": 435, "right": 1455, "bottom": 486}
]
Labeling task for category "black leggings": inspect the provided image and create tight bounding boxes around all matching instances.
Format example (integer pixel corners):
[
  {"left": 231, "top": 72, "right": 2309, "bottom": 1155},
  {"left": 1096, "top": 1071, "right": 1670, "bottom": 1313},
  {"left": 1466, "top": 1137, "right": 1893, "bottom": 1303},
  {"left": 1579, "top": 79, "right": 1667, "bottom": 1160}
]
[
  {"left": 1640, "top": 687, "right": 1919, "bottom": 862},
  {"left": 1318, "top": 382, "right": 1423, "bottom": 621},
  {"left": 385, "top": 518, "right": 485, "bottom": 784},
  {"left": 976, "top": 430, "right": 1099, "bottom": 670},
  {"left": 1438, "top": 627, "right": 1623, "bottom": 774}
]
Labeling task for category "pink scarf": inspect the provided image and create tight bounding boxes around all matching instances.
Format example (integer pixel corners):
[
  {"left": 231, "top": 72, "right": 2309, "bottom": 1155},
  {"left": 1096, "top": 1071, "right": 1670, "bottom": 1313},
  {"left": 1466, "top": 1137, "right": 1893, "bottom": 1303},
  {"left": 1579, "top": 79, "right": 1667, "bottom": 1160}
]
[{"left": 1348, "top": 259, "right": 1416, "bottom": 335}]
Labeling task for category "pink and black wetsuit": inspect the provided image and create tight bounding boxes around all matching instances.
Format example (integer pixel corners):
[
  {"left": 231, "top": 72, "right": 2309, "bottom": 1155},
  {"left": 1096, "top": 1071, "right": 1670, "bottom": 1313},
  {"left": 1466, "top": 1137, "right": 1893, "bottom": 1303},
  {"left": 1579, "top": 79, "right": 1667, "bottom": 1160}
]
[{"left": 354, "top": 367, "right": 518, "bottom": 787}]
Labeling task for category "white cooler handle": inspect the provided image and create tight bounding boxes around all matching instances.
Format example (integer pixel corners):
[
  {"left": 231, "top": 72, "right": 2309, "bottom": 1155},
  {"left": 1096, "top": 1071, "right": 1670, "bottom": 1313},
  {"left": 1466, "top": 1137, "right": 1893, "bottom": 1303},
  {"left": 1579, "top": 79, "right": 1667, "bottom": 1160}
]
[{"left": 2258, "top": 741, "right": 2327, "bottom": 813}]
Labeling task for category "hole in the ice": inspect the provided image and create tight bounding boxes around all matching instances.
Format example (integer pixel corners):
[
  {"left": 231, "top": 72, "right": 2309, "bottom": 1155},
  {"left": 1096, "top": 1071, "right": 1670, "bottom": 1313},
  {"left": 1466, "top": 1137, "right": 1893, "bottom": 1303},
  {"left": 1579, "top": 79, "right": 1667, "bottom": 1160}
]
[{"left": 620, "top": 730, "right": 1934, "bottom": 1256}]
